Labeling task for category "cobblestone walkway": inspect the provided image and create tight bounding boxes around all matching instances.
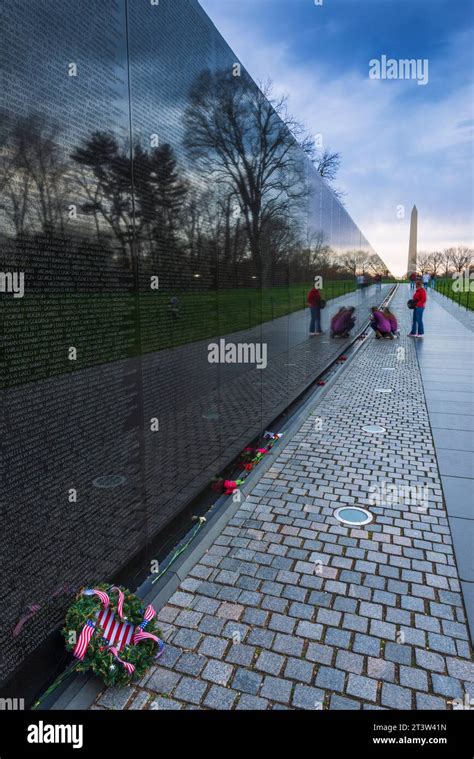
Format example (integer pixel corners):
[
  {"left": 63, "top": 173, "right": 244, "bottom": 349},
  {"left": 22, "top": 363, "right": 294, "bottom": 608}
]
[{"left": 93, "top": 286, "right": 473, "bottom": 711}]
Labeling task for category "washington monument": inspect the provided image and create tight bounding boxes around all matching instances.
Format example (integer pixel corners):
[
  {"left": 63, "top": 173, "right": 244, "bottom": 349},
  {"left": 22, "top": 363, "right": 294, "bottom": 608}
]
[{"left": 407, "top": 204, "right": 418, "bottom": 274}]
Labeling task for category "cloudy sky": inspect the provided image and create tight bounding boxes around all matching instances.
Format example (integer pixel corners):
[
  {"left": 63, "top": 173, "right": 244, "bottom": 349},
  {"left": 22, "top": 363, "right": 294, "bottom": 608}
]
[{"left": 199, "top": 0, "right": 473, "bottom": 275}]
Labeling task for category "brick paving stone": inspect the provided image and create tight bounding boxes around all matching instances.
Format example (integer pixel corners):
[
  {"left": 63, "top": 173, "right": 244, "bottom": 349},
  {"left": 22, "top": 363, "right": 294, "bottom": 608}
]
[
  {"left": 198, "top": 616, "right": 225, "bottom": 636},
  {"left": 284, "top": 658, "right": 314, "bottom": 683},
  {"left": 173, "top": 678, "right": 207, "bottom": 705},
  {"left": 202, "top": 660, "right": 233, "bottom": 686},
  {"left": 306, "top": 643, "right": 334, "bottom": 665},
  {"left": 292, "top": 685, "right": 325, "bottom": 710},
  {"left": 127, "top": 691, "right": 150, "bottom": 710},
  {"left": 315, "top": 667, "right": 345, "bottom": 692},
  {"left": 169, "top": 591, "right": 195, "bottom": 608},
  {"left": 446, "top": 658, "right": 474, "bottom": 682},
  {"left": 399, "top": 666, "right": 429, "bottom": 692},
  {"left": 217, "top": 602, "right": 244, "bottom": 620},
  {"left": 416, "top": 693, "right": 448, "bottom": 710},
  {"left": 384, "top": 642, "right": 412, "bottom": 665},
  {"left": 247, "top": 628, "right": 275, "bottom": 648},
  {"left": 260, "top": 676, "right": 293, "bottom": 704},
  {"left": 172, "top": 629, "right": 202, "bottom": 650},
  {"left": 242, "top": 608, "right": 268, "bottom": 626},
  {"left": 296, "top": 621, "right": 323, "bottom": 641},
  {"left": 289, "top": 602, "right": 314, "bottom": 620},
  {"left": 269, "top": 613, "right": 296, "bottom": 634},
  {"left": 236, "top": 695, "right": 269, "bottom": 710},
  {"left": 335, "top": 650, "right": 364, "bottom": 675},
  {"left": 381, "top": 683, "right": 413, "bottom": 710},
  {"left": 431, "top": 674, "right": 463, "bottom": 699},
  {"left": 175, "top": 653, "right": 207, "bottom": 677},
  {"left": 346, "top": 674, "right": 378, "bottom": 703},
  {"left": 97, "top": 687, "right": 134, "bottom": 710},
  {"left": 330, "top": 695, "right": 362, "bottom": 710},
  {"left": 255, "top": 650, "right": 285, "bottom": 676},
  {"left": 367, "top": 657, "right": 395, "bottom": 683},
  {"left": 146, "top": 667, "right": 181, "bottom": 695},
  {"left": 353, "top": 634, "right": 381, "bottom": 657},
  {"left": 149, "top": 697, "right": 182, "bottom": 710},
  {"left": 325, "top": 628, "right": 352, "bottom": 649},
  {"left": 156, "top": 645, "right": 182, "bottom": 669},
  {"left": 225, "top": 644, "right": 255, "bottom": 667},
  {"left": 232, "top": 668, "right": 262, "bottom": 695},
  {"left": 428, "top": 633, "right": 457, "bottom": 656},
  {"left": 272, "top": 633, "right": 304, "bottom": 657},
  {"left": 204, "top": 685, "right": 237, "bottom": 710},
  {"left": 415, "top": 649, "right": 446, "bottom": 673},
  {"left": 198, "top": 636, "right": 228, "bottom": 660}
]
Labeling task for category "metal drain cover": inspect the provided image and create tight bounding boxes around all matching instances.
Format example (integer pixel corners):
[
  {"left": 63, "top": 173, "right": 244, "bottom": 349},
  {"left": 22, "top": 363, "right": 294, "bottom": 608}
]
[
  {"left": 335, "top": 506, "right": 373, "bottom": 526},
  {"left": 93, "top": 475, "right": 127, "bottom": 489},
  {"left": 362, "top": 425, "right": 386, "bottom": 434}
]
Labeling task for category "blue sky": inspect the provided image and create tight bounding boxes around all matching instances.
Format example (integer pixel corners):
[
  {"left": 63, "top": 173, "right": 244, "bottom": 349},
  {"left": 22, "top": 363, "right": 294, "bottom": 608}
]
[{"left": 199, "top": 0, "right": 473, "bottom": 275}]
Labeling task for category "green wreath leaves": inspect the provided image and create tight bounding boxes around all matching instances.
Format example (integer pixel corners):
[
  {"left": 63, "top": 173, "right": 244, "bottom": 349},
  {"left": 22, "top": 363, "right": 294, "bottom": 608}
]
[{"left": 62, "top": 583, "right": 162, "bottom": 687}]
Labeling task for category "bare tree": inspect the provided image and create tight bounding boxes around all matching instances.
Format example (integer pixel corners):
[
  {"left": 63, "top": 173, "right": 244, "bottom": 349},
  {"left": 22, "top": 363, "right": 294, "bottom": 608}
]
[
  {"left": 183, "top": 69, "right": 311, "bottom": 279},
  {"left": 427, "top": 251, "right": 444, "bottom": 276},
  {"left": 417, "top": 252, "right": 432, "bottom": 273},
  {"left": 446, "top": 246, "right": 472, "bottom": 273},
  {"left": 442, "top": 248, "right": 454, "bottom": 277}
]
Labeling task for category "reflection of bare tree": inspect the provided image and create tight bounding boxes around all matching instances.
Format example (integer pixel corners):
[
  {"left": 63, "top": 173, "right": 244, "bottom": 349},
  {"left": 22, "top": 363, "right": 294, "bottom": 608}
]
[
  {"left": 308, "top": 232, "right": 337, "bottom": 277},
  {"left": 0, "top": 112, "right": 70, "bottom": 236},
  {"left": 183, "top": 70, "right": 311, "bottom": 280},
  {"left": 71, "top": 132, "right": 135, "bottom": 262},
  {"left": 313, "top": 148, "right": 345, "bottom": 203},
  {"left": 366, "top": 253, "right": 386, "bottom": 276},
  {"left": 71, "top": 133, "right": 187, "bottom": 267},
  {"left": 340, "top": 249, "right": 370, "bottom": 276}
]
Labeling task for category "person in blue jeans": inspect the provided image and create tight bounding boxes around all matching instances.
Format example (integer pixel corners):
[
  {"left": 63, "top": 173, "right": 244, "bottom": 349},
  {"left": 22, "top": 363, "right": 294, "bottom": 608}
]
[
  {"left": 408, "top": 281, "right": 427, "bottom": 337},
  {"left": 307, "top": 285, "right": 323, "bottom": 335}
]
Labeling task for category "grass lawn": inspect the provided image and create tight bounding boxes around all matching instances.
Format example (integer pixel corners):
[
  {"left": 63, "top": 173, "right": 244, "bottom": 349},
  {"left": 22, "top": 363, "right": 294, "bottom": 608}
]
[
  {"left": 434, "top": 278, "right": 474, "bottom": 311},
  {"left": 4, "top": 280, "right": 356, "bottom": 387}
]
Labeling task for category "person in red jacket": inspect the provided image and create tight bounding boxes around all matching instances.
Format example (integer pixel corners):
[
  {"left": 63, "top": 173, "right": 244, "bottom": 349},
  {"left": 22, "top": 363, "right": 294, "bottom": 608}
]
[
  {"left": 409, "top": 281, "right": 427, "bottom": 337},
  {"left": 307, "top": 285, "right": 323, "bottom": 335}
]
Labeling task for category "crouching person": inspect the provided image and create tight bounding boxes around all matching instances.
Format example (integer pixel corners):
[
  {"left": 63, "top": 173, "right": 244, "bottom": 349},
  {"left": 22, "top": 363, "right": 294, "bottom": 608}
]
[
  {"left": 382, "top": 307, "right": 399, "bottom": 338},
  {"left": 331, "top": 306, "right": 356, "bottom": 338},
  {"left": 370, "top": 307, "right": 393, "bottom": 339}
]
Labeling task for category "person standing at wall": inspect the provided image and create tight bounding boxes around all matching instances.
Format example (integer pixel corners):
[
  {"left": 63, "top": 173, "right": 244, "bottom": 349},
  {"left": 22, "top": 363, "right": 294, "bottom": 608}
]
[
  {"left": 422, "top": 271, "right": 430, "bottom": 288},
  {"left": 408, "top": 281, "right": 427, "bottom": 337},
  {"left": 307, "top": 283, "right": 323, "bottom": 335}
]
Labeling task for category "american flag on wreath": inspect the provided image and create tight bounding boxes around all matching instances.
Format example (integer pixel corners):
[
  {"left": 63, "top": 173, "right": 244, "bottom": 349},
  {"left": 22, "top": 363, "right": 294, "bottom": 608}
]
[
  {"left": 97, "top": 607, "right": 134, "bottom": 651},
  {"left": 72, "top": 588, "right": 163, "bottom": 670},
  {"left": 73, "top": 619, "right": 95, "bottom": 660}
]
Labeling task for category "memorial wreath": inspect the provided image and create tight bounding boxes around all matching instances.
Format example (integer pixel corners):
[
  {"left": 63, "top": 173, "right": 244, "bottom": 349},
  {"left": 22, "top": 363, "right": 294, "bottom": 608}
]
[{"left": 63, "top": 584, "right": 164, "bottom": 687}]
